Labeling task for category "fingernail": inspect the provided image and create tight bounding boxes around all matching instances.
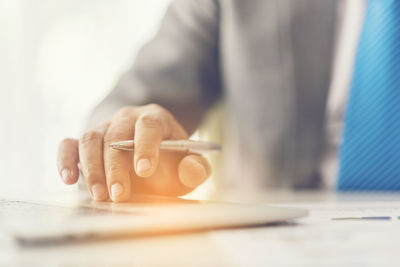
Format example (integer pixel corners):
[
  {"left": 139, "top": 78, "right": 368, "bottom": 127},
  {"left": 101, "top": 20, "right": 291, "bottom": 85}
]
[
  {"left": 91, "top": 184, "right": 106, "bottom": 201},
  {"left": 180, "top": 158, "right": 207, "bottom": 188},
  {"left": 111, "top": 183, "right": 124, "bottom": 199},
  {"left": 61, "top": 169, "right": 72, "bottom": 183},
  {"left": 137, "top": 158, "right": 151, "bottom": 175},
  {"left": 189, "top": 158, "right": 207, "bottom": 175}
]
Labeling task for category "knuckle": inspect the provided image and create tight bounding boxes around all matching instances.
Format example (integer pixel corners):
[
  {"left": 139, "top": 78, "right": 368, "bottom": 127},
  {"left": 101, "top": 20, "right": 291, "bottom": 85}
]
[
  {"left": 145, "top": 103, "right": 163, "bottom": 111},
  {"left": 85, "top": 172, "right": 103, "bottom": 183},
  {"left": 117, "top": 106, "right": 135, "bottom": 117},
  {"left": 103, "top": 130, "right": 126, "bottom": 144},
  {"left": 137, "top": 113, "right": 162, "bottom": 130},
  {"left": 60, "top": 138, "right": 77, "bottom": 149},
  {"left": 85, "top": 175, "right": 102, "bottom": 185},
  {"left": 61, "top": 138, "right": 75, "bottom": 145},
  {"left": 81, "top": 164, "right": 102, "bottom": 179},
  {"left": 106, "top": 163, "right": 126, "bottom": 175},
  {"left": 80, "top": 130, "right": 103, "bottom": 146},
  {"left": 59, "top": 153, "right": 74, "bottom": 163}
]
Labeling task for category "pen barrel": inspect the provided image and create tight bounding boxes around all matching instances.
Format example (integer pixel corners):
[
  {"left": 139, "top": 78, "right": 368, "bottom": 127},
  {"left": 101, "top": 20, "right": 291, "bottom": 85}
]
[
  {"left": 109, "top": 140, "right": 221, "bottom": 154},
  {"left": 161, "top": 140, "right": 221, "bottom": 151}
]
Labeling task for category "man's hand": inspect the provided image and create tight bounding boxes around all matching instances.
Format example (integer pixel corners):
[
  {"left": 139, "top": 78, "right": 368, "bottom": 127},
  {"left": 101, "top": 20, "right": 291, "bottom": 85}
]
[{"left": 57, "top": 104, "right": 211, "bottom": 202}]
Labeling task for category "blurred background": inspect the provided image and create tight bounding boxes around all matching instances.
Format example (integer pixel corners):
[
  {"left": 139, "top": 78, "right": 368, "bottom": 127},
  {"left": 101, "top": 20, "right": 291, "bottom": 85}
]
[{"left": 0, "top": 0, "right": 173, "bottom": 196}]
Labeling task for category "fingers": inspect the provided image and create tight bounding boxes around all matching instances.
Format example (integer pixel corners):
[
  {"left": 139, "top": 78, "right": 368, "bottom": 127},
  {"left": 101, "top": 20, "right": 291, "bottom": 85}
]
[
  {"left": 59, "top": 104, "right": 201, "bottom": 199},
  {"left": 134, "top": 104, "right": 188, "bottom": 178},
  {"left": 57, "top": 138, "right": 79, "bottom": 185},
  {"left": 134, "top": 111, "right": 167, "bottom": 177},
  {"left": 104, "top": 108, "right": 136, "bottom": 202},
  {"left": 78, "top": 123, "right": 109, "bottom": 201},
  {"left": 178, "top": 155, "right": 211, "bottom": 189}
]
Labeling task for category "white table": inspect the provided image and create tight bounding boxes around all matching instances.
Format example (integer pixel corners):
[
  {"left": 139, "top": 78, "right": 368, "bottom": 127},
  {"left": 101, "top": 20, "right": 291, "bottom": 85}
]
[{"left": 2, "top": 191, "right": 400, "bottom": 266}]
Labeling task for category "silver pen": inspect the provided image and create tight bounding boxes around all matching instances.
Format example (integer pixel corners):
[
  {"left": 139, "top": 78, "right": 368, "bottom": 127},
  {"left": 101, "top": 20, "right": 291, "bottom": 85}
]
[{"left": 109, "top": 140, "right": 221, "bottom": 154}]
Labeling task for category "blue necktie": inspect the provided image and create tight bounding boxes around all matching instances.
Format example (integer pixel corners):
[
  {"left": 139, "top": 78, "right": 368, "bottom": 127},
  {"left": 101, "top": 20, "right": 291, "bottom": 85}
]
[{"left": 338, "top": 0, "right": 400, "bottom": 191}]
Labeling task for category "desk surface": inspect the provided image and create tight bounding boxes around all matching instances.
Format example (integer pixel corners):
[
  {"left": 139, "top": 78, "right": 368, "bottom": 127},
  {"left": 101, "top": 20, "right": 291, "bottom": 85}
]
[{"left": 2, "top": 191, "right": 400, "bottom": 267}]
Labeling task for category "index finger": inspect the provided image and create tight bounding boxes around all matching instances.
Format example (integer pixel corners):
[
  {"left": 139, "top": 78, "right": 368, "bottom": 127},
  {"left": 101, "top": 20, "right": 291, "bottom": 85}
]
[
  {"left": 134, "top": 105, "right": 188, "bottom": 177},
  {"left": 133, "top": 111, "right": 166, "bottom": 177}
]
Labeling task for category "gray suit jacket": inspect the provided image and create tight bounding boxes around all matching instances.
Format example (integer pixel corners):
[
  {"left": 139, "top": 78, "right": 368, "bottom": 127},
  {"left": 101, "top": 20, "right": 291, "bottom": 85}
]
[{"left": 89, "top": 0, "right": 337, "bottom": 190}]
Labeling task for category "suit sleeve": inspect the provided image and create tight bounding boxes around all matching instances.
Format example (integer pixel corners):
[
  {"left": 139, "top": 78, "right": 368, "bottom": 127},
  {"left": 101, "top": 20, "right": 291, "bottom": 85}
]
[{"left": 86, "top": 0, "right": 221, "bottom": 134}]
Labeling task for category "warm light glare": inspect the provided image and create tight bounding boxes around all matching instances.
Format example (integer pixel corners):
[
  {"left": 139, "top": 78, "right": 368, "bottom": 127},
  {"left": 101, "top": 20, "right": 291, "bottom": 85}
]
[{"left": 0, "top": 0, "right": 171, "bottom": 196}]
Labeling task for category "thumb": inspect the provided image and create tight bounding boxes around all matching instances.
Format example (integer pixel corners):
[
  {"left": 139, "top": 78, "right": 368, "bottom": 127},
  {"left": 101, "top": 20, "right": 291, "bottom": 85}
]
[{"left": 178, "top": 155, "right": 211, "bottom": 189}]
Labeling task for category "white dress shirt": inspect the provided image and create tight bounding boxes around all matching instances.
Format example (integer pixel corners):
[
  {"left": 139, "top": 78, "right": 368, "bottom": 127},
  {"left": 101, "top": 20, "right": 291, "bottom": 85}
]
[{"left": 322, "top": 0, "right": 366, "bottom": 188}]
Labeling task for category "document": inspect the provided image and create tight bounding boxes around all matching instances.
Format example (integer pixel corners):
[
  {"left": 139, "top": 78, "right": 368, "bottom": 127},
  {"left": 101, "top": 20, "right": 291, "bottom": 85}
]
[{"left": 209, "top": 200, "right": 400, "bottom": 266}]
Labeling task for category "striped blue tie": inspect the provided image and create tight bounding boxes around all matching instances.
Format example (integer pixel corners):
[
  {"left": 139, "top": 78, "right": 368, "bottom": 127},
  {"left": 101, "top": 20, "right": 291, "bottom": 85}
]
[{"left": 338, "top": 0, "right": 400, "bottom": 191}]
